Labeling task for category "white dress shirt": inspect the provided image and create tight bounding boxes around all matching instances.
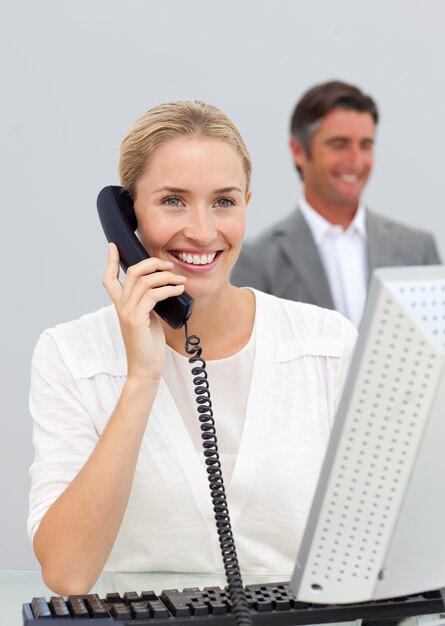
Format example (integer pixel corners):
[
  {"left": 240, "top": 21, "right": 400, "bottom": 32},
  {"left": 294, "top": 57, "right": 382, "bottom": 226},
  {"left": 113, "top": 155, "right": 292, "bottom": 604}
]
[{"left": 299, "top": 197, "right": 369, "bottom": 328}]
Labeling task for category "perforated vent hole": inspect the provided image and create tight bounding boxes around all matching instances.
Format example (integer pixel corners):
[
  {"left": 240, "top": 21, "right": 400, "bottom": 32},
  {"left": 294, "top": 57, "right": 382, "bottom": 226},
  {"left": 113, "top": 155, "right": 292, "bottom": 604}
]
[{"left": 398, "top": 281, "right": 445, "bottom": 351}]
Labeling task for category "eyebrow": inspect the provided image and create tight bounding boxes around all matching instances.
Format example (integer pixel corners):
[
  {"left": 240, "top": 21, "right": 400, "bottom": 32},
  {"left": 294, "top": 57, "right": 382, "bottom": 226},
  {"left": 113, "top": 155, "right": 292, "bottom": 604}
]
[
  {"left": 214, "top": 186, "right": 244, "bottom": 194},
  {"left": 325, "top": 136, "right": 375, "bottom": 144},
  {"left": 153, "top": 185, "right": 244, "bottom": 194}
]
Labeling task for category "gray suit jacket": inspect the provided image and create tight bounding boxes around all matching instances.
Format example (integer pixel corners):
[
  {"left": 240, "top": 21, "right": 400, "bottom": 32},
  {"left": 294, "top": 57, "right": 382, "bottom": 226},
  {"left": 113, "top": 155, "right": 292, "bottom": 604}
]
[{"left": 231, "top": 209, "right": 442, "bottom": 310}]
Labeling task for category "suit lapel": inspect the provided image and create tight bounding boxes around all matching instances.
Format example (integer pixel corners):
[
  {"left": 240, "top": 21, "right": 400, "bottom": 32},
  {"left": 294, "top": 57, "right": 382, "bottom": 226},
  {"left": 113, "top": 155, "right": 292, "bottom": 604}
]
[
  {"left": 366, "top": 210, "right": 395, "bottom": 280},
  {"left": 277, "top": 209, "right": 335, "bottom": 308}
]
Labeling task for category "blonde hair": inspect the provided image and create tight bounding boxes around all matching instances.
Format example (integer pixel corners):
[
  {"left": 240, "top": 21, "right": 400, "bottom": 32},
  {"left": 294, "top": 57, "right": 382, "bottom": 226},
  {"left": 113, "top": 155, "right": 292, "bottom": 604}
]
[{"left": 119, "top": 100, "right": 252, "bottom": 199}]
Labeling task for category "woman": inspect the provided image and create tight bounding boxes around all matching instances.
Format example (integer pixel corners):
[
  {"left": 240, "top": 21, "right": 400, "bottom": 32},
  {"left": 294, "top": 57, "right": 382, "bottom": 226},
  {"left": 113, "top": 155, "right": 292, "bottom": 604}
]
[{"left": 28, "top": 100, "right": 357, "bottom": 595}]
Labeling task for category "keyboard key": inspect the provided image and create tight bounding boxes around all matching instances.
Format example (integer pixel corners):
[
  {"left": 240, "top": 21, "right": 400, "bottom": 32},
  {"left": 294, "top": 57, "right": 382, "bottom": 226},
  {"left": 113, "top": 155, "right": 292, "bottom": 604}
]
[
  {"left": 160, "top": 590, "right": 191, "bottom": 617},
  {"left": 274, "top": 597, "right": 292, "bottom": 610},
  {"left": 85, "top": 595, "right": 109, "bottom": 618},
  {"left": 244, "top": 593, "right": 257, "bottom": 609},
  {"left": 140, "top": 590, "right": 158, "bottom": 602},
  {"left": 148, "top": 600, "right": 170, "bottom": 618},
  {"left": 256, "top": 597, "right": 273, "bottom": 611},
  {"left": 208, "top": 600, "right": 228, "bottom": 614},
  {"left": 190, "top": 602, "right": 209, "bottom": 616},
  {"left": 49, "top": 596, "right": 70, "bottom": 617},
  {"left": 31, "top": 597, "right": 51, "bottom": 618},
  {"left": 67, "top": 596, "right": 89, "bottom": 618},
  {"left": 123, "top": 591, "right": 140, "bottom": 604},
  {"left": 104, "top": 592, "right": 122, "bottom": 604},
  {"left": 109, "top": 602, "right": 132, "bottom": 619},
  {"left": 131, "top": 600, "right": 151, "bottom": 619}
]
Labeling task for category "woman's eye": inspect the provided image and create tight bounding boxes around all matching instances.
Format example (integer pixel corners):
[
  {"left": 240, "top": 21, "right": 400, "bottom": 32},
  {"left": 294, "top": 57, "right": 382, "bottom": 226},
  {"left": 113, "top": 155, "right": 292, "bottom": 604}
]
[
  {"left": 163, "top": 196, "right": 182, "bottom": 206},
  {"left": 215, "top": 198, "right": 235, "bottom": 208}
]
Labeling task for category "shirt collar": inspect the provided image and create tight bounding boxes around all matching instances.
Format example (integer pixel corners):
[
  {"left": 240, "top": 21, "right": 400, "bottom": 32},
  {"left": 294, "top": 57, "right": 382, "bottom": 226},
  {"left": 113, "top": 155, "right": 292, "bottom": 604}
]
[{"left": 299, "top": 196, "right": 367, "bottom": 245}]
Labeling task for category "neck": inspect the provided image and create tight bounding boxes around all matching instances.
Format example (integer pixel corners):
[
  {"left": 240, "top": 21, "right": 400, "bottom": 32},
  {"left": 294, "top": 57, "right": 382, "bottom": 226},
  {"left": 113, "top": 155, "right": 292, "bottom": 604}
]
[
  {"left": 161, "top": 285, "right": 255, "bottom": 360},
  {"left": 304, "top": 191, "right": 359, "bottom": 230}
]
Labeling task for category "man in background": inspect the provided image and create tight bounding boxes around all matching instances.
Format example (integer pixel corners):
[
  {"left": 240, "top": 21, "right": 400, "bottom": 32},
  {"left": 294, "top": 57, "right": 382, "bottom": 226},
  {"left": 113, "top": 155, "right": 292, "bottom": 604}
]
[{"left": 231, "top": 80, "right": 441, "bottom": 327}]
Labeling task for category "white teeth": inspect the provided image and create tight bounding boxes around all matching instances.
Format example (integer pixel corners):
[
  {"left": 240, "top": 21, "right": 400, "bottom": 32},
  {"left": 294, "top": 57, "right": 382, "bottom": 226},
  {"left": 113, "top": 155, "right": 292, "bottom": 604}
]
[
  {"left": 174, "top": 251, "right": 217, "bottom": 265},
  {"left": 340, "top": 174, "right": 359, "bottom": 183}
]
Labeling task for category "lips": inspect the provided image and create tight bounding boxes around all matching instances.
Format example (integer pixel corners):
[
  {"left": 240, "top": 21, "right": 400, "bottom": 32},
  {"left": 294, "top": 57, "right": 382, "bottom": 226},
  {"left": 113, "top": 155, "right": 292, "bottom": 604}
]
[
  {"left": 171, "top": 250, "right": 218, "bottom": 266},
  {"left": 339, "top": 173, "right": 360, "bottom": 183}
]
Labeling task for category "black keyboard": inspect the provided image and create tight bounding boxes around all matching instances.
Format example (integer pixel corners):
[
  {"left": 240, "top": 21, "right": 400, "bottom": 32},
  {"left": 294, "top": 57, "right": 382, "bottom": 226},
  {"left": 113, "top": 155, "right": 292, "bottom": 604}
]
[{"left": 22, "top": 582, "right": 444, "bottom": 625}]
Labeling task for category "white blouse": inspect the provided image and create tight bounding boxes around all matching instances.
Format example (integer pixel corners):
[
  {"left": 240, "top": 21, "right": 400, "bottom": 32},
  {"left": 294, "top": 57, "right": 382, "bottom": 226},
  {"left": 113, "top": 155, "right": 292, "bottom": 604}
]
[
  {"left": 164, "top": 322, "right": 256, "bottom": 483},
  {"left": 28, "top": 289, "right": 357, "bottom": 578}
]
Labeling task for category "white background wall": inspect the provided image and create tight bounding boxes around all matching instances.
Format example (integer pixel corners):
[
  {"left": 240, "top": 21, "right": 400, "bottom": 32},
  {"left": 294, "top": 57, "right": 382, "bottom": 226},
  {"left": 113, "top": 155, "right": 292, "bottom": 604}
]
[{"left": 1, "top": 0, "right": 445, "bottom": 569}]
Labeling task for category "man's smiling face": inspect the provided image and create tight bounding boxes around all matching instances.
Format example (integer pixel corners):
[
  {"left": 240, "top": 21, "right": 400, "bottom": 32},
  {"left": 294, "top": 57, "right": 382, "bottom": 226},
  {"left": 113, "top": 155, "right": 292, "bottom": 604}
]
[{"left": 292, "top": 107, "right": 375, "bottom": 215}]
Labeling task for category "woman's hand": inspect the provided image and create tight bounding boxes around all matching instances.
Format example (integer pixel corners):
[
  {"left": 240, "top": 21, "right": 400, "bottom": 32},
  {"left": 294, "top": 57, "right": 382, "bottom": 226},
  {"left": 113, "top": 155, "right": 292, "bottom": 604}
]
[{"left": 103, "top": 243, "right": 186, "bottom": 382}]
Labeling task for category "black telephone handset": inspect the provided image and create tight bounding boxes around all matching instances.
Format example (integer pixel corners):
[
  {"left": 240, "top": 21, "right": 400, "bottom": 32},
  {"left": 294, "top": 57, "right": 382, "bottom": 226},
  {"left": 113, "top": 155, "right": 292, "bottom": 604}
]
[{"left": 97, "top": 185, "right": 194, "bottom": 329}]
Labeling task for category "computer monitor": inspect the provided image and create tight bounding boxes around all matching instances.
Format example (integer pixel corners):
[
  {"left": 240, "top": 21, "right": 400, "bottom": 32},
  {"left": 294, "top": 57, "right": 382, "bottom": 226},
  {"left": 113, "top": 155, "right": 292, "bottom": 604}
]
[{"left": 290, "top": 265, "right": 445, "bottom": 604}]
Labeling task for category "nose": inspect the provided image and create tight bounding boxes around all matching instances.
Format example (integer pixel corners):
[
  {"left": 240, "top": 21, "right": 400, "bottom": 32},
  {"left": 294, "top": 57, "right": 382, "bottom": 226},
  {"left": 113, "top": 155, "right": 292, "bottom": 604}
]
[
  {"left": 183, "top": 206, "right": 217, "bottom": 245},
  {"left": 347, "top": 143, "right": 372, "bottom": 172},
  {"left": 345, "top": 144, "right": 362, "bottom": 169}
]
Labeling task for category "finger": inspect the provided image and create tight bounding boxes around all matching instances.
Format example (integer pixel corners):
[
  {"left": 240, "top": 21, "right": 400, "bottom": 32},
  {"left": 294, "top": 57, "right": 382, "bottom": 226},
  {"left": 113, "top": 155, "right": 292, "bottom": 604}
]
[
  {"left": 122, "top": 259, "right": 174, "bottom": 297},
  {"left": 140, "top": 284, "right": 186, "bottom": 318},
  {"left": 123, "top": 284, "right": 186, "bottom": 329},
  {"left": 122, "top": 271, "right": 187, "bottom": 312},
  {"left": 123, "top": 258, "right": 175, "bottom": 294},
  {"left": 102, "top": 243, "right": 123, "bottom": 304},
  {"left": 124, "top": 271, "right": 187, "bottom": 304}
]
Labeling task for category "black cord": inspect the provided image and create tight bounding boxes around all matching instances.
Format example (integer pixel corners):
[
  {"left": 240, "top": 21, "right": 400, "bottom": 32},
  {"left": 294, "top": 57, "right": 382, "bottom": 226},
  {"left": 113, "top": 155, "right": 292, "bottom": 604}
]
[{"left": 184, "top": 320, "right": 253, "bottom": 626}]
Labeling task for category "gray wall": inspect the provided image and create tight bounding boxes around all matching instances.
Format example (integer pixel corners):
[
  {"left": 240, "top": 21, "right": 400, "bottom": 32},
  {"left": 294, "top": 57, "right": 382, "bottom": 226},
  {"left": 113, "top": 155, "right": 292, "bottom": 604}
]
[{"left": 1, "top": 0, "right": 445, "bottom": 569}]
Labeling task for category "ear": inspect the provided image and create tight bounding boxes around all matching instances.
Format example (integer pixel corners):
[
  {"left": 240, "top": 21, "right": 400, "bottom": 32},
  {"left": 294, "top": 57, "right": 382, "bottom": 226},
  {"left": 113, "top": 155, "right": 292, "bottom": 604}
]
[
  {"left": 289, "top": 136, "right": 306, "bottom": 169},
  {"left": 245, "top": 190, "right": 252, "bottom": 207}
]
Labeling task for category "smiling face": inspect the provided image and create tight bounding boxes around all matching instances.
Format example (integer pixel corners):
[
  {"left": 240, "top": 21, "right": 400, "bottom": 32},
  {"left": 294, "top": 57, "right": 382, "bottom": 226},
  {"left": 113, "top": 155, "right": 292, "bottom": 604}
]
[
  {"left": 133, "top": 137, "right": 251, "bottom": 301},
  {"left": 290, "top": 108, "right": 375, "bottom": 224}
]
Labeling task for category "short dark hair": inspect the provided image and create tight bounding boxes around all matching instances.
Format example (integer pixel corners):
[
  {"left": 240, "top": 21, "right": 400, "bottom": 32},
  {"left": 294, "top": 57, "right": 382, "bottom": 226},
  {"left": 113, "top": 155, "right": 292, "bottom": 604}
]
[{"left": 290, "top": 80, "right": 379, "bottom": 160}]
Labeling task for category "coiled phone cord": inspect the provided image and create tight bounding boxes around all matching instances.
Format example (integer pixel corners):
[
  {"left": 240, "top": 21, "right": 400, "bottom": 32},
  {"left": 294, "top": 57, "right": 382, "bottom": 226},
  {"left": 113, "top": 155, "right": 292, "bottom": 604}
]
[{"left": 184, "top": 321, "right": 253, "bottom": 626}]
